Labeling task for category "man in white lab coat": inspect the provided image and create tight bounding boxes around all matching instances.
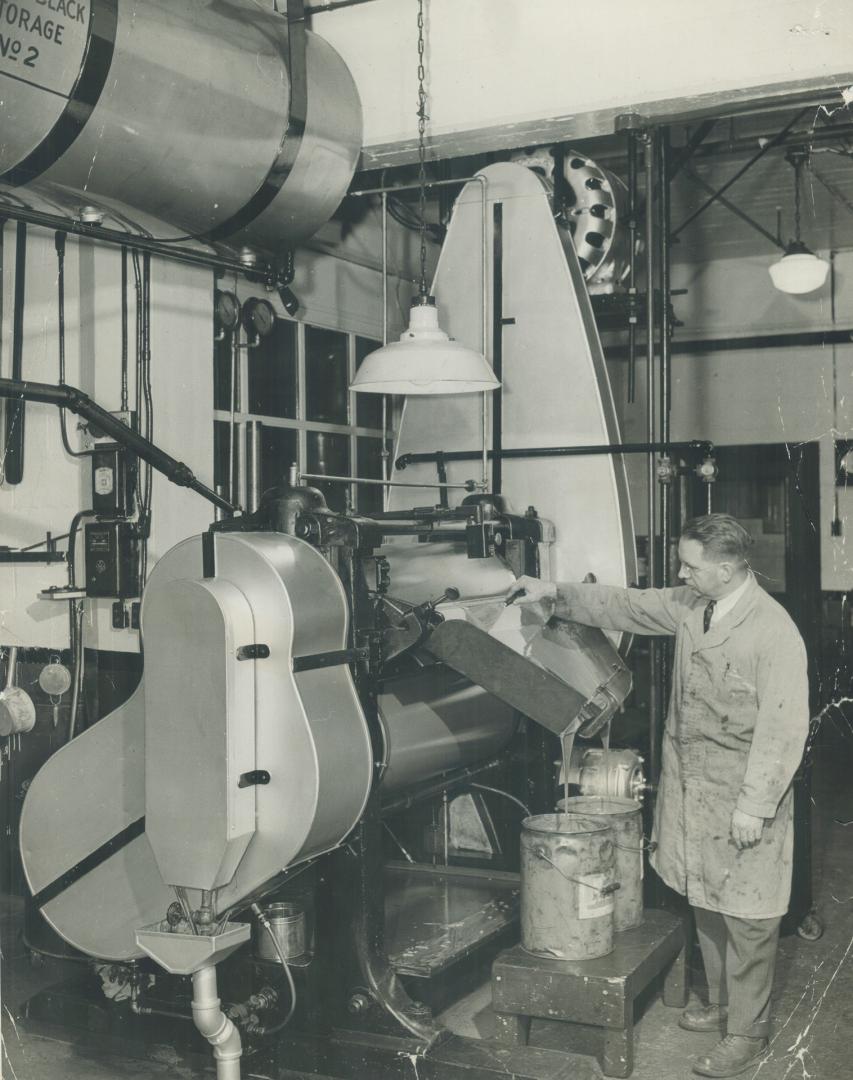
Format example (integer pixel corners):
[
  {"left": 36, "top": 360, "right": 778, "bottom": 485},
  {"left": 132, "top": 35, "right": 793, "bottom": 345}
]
[{"left": 508, "top": 513, "right": 809, "bottom": 1078}]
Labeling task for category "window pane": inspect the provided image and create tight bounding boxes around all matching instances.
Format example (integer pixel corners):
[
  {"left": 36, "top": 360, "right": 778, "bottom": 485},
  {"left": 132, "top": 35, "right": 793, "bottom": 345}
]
[
  {"left": 355, "top": 336, "right": 383, "bottom": 430},
  {"left": 260, "top": 426, "right": 298, "bottom": 495},
  {"left": 214, "top": 332, "right": 234, "bottom": 412},
  {"left": 248, "top": 319, "right": 297, "bottom": 419},
  {"left": 213, "top": 421, "right": 232, "bottom": 498},
  {"left": 307, "top": 431, "right": 350, "bottom": 512},
  {"left": 357, "top": 437, "right": 384, "bottom": 515},
  {"left": 306, "top": 326, "right": 349, "bottom": 424}
]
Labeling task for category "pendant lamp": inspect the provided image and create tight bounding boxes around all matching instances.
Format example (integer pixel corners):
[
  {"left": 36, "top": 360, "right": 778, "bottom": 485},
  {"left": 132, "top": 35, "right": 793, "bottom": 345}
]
[
  {"left": 350, "top": 1, "right": 499, "bottom": 396},
  {"left": 769, "top": 150, "right": 829, "bottom": 295}
]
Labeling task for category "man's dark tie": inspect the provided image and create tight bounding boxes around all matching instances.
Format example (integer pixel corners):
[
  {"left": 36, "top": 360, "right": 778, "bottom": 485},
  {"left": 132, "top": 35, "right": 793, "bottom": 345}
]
[{"left": 703, "top": 600, "right": 716, "bottom": 633}]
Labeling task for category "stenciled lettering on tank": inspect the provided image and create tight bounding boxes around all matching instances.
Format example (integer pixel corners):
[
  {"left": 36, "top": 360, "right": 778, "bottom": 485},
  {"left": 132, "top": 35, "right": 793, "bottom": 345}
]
[{"left": 0, "top": 0, "right": 89, "bottom": 99}]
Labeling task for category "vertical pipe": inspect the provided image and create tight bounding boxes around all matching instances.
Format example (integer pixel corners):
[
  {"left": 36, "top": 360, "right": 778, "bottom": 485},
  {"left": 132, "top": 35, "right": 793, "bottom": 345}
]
[
  {"left": 658, "top": 128, "right": 672, "bottom": 586},
  {"left": 191, "top": 964, "right": 243, "bottom": 1080},
  {"left": 380, "top": 191, "right": 389, "bottom": 507},
  {"left": 4, "top": 222, "right": 27, "bottom": 485},
  {"left": 246, "top": 420, "right": 262, "bottom": 513},
  {"left": 228, "top": 333, "right": 238, "bottom": 504},
  {"left": 120, "top": 248, "right": 129, "bottom": 413},
  {"left": 491, "top": 203, "right": 504, "bottom": 495},
  {"left": 644, "top": 134, "right": 657, "bottom": 589},
  {"left": 657, "top": 128, "right": 674, "bottom": 766},
  {"left": 69, "top": 601, "right": 85, "bottom": 741},
  {"left": 644, "top": 131, "right": 659, "bottom": 788},
  {"left": 235, "top": 422, "right": 246, "bottom": 512},
  {"left": 479, "top": 176, "right": 489, "bottom": 491},
  {"left": 627, "top": 135, "right": 638, "bottom": 404}
]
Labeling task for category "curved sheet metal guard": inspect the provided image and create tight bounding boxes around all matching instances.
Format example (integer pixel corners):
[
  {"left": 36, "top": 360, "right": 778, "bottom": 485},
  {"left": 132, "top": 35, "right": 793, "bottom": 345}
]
[
  {"left": 388, "top": 162, "right": 636, "bottom": 589},
  {"left": 19, "top": 533, "right": 374, "bottom": 960},
  {"left": 0, "top": 0, "right": 361, "bottom": 253}
]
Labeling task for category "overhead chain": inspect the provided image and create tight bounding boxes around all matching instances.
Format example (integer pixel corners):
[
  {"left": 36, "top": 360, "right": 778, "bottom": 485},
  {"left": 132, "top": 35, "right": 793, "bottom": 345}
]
[
  {"left": 416, "top": 0, "right": 429, "bottom": 297},
  {"left": 793, "top": 156, "right": 802, "bottom": 244}
]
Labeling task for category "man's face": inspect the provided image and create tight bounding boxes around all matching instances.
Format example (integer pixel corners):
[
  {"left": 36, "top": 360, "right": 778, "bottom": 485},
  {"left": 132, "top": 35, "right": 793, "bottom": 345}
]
[{"left": 677, "top": 538, "right": 729, "bottom": 599}]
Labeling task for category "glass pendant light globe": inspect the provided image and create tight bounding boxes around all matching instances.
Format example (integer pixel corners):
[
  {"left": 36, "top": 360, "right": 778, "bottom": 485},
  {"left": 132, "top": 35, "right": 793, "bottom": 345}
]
[
  {"left": 351, "top": 297, "right": 500, "bottom": 395},
  {"left": 770, "top": 151, "right": 829, "bottom": 295},
  {"left": 768, "top": 241, "right": 829, "bottom": 295}
]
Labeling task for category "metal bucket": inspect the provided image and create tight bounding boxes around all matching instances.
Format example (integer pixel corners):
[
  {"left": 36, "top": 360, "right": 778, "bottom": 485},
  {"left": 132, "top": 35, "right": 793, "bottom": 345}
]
[
  {"left": 557, "top": 796, "right": 643, "bottom": 931},
  {"left": 520, "top": 813, "right": 615, "bottom": 960},
  {"left": 254, "top": 903, "right": 306, "bottom": 962}
]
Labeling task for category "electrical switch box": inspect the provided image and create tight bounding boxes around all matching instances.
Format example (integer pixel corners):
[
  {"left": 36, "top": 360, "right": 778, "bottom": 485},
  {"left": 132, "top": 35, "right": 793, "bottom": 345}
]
[
  {"left": 84, "top": 522, "right": 139, "bottom": 599},
  {"left": 91, "top": 446, "right": 136, "bottom": 517}
]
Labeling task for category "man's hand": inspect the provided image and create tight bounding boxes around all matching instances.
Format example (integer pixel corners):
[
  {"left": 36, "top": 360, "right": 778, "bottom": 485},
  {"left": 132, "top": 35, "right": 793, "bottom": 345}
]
[
  {"left": 731, "top": 808, "right": 764, "bottom": 850},
  {"left": 504, "top": 575, "right": 557, "bottom": 607}
]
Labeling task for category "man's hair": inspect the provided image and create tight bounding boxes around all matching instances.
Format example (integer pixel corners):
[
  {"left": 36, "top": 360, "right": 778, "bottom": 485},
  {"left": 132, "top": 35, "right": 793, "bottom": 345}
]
[{"left": 680, "top": 513, "right": 753, "bottom": 566}]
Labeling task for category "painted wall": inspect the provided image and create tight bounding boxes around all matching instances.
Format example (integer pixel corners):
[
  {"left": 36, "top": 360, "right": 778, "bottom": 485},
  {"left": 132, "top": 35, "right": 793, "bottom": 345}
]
[
  {"left": 0, "top": 211, "right": 416, "bottom": 652},
  {"left": 607, "top": 248, "right": 853, "bottom": 591},
  {"left": 308, "top": 0, "right": 853, "bottom": 162},
  {"left": 0, "top": 225, "right": 215, "bottom": 651}
]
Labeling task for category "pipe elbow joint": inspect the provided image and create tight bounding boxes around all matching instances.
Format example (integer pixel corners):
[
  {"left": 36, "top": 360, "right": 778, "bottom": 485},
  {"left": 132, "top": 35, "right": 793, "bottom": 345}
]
[
  {"left": 191, "top": 968, "right": 243, "bottom": 1078},
  {"left": 211, "top": 1021, "right": 242, "bottom": 1063}
]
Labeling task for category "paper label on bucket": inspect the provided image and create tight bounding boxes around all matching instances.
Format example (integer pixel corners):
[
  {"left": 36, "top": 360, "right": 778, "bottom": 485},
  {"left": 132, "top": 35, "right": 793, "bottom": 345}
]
[{"left": 577, "top": 873, "right": 615, "bottom": 920}]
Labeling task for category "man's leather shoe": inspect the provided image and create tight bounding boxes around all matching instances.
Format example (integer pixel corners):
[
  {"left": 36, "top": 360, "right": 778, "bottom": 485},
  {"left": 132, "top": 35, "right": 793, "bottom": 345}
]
[
  {"left": 679, "top": 1003, "right": 728, "bottom": 1032},
  {"left": 692, "top": 1035, "right": 769, "bottom": 1077}
]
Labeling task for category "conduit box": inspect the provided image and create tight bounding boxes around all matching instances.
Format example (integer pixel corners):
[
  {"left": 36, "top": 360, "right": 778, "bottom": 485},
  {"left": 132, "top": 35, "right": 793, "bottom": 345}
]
[
  {"left": 91, "top": 445, "right": 136, "bottom": 517},
  {"left": 84, "top": 522, "right": 139, "bottom": 599}
]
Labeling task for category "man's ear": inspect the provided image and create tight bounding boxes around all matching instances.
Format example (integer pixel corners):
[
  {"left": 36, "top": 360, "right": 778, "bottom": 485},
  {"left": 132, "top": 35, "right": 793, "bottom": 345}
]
[{"left": 718, "top": 561, "right": 734, "bottom": 583}]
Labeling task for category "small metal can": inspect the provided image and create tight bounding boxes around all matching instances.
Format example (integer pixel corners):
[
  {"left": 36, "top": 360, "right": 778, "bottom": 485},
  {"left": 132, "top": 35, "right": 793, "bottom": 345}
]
[{"left": 254, "top": 902, "right": 306, "bottom": 962}]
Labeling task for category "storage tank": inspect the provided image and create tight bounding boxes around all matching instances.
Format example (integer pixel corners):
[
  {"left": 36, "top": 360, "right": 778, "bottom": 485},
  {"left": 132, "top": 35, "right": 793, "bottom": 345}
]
[{"left": 0, "top": 0, "right": 362, "bottom": 255}]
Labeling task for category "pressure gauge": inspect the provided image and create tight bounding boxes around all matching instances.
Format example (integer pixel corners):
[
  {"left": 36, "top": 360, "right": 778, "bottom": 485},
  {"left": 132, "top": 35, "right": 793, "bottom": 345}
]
[
  {"left": 242, "top": 297, "right": 277, "bottom": 338},
  {"left": 214, "top": 290, "right": 241, "bottom": 333}
]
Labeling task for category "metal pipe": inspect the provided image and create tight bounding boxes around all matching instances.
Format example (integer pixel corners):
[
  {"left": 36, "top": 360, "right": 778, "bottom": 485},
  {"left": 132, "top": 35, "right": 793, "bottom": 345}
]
[
  {"left": 68, "top": 601, "right": 85, "bottom": 741},
  {"left": 395, "top": 440, "right": 713, "bottom": 470},
  {"left": 605, "top": 326, "right": 853, "bottom": 358},
  {"left": 644, "top": 133, "right": 657, "bottom": 590},
  {"left": 479, "top": 175, "right": 490, "bottom": 492},
  {"left": 0, "top": 378, "right": 234, "bottom": 514},
  {"left": 658, "top": 129, "right": 675, "bottom": 775},
  {"left": 659, "top": 128, "right": 672, "bottom": 586},
  {"left": 305, "top": 0, "right": 382, "bottom": 11},
  {"left": 298, "top": 471, "right": 476, "bottom": 491},
  {"left": 644, "top": 130, "right": 659, "bottom": 791},
  {"left": 349, "top": 176, "right": 481, "bottom": 198},
  {"left": 246, "top": 421, "right": 262, "bottom": 514},
  {"left": 380, "top": 190, "right": 390, "bottom": 504},
  {"left": 235, "top": 422, "right": 247, "bottom": 513},
  {"left": 627, "top": 133, "right": 638, "bottom": 404},
  {"left": 228, "top": 334, "right": 238, "bottom": 506},
  {"left": 381, "top": 758, "right": 502, "bottom": 816},
  {"left": 4, "top": 222, "right": 27, "bottom": 485},
  {"left": 0, "top": 205, "right": 263, "bottom": 279},
  {"left": 491, "top": 202, "right": 503, "bottom": 494}
]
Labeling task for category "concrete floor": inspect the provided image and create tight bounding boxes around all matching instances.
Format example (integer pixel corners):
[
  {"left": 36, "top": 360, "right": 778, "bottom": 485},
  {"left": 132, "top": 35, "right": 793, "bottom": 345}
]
[{"left": 3, "top": 720, "right": 853, "bottom": 1080}]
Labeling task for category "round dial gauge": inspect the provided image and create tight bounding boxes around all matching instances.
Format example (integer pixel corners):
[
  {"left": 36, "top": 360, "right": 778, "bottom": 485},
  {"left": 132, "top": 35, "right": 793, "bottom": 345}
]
[
  {"left": 214, "top": 290, "right": 241, "bottom": 332},
  {"left": 243, "top": 297, "right": 277, "bottom": 338}
]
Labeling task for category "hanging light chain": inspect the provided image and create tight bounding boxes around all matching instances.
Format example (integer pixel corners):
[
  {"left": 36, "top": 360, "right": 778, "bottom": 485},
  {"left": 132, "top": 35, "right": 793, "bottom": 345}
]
[
  {"left": 416, "top": 0, "right": 429, "bottom": 298},
  {"left": 793, "top": 156, "right": 802, "bottom": 244}
]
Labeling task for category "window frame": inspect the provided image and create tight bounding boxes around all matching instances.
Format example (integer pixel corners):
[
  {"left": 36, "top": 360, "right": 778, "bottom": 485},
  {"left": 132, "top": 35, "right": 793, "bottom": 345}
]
[{"left": 213, "top": 316, "right": 388, "bottom": 513}]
